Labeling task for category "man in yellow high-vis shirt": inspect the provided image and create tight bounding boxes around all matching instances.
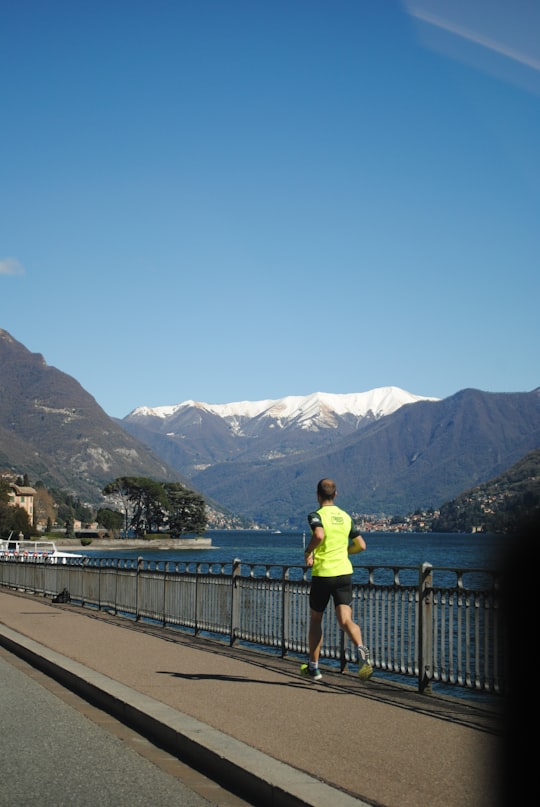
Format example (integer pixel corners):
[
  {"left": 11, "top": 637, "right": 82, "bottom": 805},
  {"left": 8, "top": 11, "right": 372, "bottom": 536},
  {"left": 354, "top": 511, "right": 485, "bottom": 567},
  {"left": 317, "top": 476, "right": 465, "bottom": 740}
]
[{"left": 301, "top": 477, "right": 373, "bottom": 683}]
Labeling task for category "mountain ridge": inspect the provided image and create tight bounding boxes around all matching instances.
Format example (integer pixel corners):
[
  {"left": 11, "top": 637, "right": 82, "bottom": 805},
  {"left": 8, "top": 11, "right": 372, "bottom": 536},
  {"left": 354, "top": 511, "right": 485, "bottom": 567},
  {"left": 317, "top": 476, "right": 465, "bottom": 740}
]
[
  {"left": 120, "top": 387, "right": 439, "bottom": 482},
  {"left": 128, "top": 387, "right": 439, "bottom": 424},
  {"left": 122, "top": 384, "right": 540, "bottom": 528},
  {"left": 0, "top": 328, "right": 189, "bottom": 504},
  {"left": 1, "top": 328, "right": 539, "bottom": 529}
]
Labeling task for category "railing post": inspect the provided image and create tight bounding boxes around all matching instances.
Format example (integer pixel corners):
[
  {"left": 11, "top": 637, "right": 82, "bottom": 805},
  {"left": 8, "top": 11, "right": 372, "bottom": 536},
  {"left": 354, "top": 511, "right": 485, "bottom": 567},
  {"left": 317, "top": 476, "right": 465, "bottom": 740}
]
[
  {"left": 136, "top": 556, "right": 143, "bottom": 622},
  {"left": 79, "top": 555, "right": 86, "bottom": 608},
  {"left": 418, "top": 562, "right": 433, "bottom": 694},
  {"left": 114, "top": 559, "right": 119, "bottom": 616},
  {"left": 281, "top": 569, "right": 289, "bottom": 658},
  {"left": 230, "top": 558, "right": 241, "bottom": 646},
  {"left": 194, "top": 563, "right": 200, "bottom": 636},
  {"left": 162, "top": 563, "right": 167, "bottom": 628},
  {"left": 96, "top": 556, "right": 101, "bottom": 612}
]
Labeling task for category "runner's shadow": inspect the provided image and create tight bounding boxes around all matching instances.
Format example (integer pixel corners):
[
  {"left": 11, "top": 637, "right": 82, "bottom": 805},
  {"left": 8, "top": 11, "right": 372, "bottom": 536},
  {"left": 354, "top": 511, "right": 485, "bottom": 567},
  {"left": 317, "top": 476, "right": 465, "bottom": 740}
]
[
  {"left": 157, "top": 670, "right": 320, "bottom": 689},
  {"left": 158, "top": 671, "right": 253, "bottom": 682}
]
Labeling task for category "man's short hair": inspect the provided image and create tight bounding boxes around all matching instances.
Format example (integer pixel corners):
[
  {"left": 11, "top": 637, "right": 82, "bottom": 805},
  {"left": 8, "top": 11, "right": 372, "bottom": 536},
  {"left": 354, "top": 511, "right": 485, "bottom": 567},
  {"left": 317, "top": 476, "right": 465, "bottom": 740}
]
[{"left": 317, "top": 478, "right": 336, "bottom": 499}]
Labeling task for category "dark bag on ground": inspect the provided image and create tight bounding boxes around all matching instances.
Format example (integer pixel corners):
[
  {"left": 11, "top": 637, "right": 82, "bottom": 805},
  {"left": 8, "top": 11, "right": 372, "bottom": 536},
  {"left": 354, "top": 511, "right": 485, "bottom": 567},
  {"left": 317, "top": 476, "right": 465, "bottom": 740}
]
[{"left": 52, "top": 588, "right": 70, "bottom": 603}]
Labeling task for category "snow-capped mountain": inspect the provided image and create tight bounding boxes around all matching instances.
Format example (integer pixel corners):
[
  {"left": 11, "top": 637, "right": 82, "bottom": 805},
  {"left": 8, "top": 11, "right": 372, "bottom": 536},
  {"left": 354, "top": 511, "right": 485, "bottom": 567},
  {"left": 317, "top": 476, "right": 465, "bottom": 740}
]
[
  {"left": 121, "top": 387, "right": 438, "bottom": 485},
  {"left": 127, "top": 387, "right": 438, "bottom": 433},
  {"left": 120, "top": 385, "right": 540, "bottom": 529}
]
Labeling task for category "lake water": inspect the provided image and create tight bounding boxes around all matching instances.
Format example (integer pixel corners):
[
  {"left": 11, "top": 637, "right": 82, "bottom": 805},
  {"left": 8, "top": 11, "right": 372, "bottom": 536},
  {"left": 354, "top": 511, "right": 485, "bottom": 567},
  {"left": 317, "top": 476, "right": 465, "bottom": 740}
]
[{"left": 84, "top": 530, "right": 509, "bottom": 572}]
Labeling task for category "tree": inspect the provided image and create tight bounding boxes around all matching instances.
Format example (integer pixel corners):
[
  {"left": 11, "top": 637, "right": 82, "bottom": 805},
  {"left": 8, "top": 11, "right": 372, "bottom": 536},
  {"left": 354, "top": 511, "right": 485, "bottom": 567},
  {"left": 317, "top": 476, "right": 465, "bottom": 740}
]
[
  {"left": 164, "top": 483, "right": 207, "bottom": 538},
  {"left": 102, "top": 477, "right": 138, "bottom": 537},
  {"left": 32, "top": 486, "right": 57, "bottom": 528},
  {"left": 0, "top": 479, "right": 33, "bottom": 537},
  {"left": 0, "top": 478, "right": 9, "bottom": 506},
  {"left": 96, "top": 508, "right": 124, "bottom": 537},
  {"left": 134, "top": 478, "right": 168, "bottom": 535},
  {"left": 103, "top": 477, "right": 207, "bottom": 539},
  {"left": 103, "top": 477, "right": 168, "bottom": 536},
  {"left": 12, "top": 506, "right": 31, "bottom": 537},
  {"left": 50, "top": 489, "right": 94, "bottom": 525},
  {"left": 0, "top": 479, "right": 13, "bottom": 536}
]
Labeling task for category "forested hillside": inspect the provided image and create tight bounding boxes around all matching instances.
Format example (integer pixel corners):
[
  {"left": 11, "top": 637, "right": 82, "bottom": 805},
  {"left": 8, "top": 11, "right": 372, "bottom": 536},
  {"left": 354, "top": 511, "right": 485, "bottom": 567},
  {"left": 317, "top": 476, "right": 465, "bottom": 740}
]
[{"left": 432, "top": 448, "right": 540, "bottom": 534}]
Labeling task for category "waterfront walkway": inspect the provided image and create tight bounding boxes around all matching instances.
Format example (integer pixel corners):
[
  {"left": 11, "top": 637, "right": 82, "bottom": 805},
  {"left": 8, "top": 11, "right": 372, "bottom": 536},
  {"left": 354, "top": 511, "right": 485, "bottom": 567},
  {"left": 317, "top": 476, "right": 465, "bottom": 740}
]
[{"left": 0, "top": 589, "right": 504, "bottom": 807}]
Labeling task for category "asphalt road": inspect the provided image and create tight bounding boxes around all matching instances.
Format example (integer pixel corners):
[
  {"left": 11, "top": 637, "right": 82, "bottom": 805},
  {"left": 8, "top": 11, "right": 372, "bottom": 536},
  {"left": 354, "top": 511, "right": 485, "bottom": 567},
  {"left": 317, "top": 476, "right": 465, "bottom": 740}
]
[{"left": 0, "top": 649, "right": 249, "bottom": 807}]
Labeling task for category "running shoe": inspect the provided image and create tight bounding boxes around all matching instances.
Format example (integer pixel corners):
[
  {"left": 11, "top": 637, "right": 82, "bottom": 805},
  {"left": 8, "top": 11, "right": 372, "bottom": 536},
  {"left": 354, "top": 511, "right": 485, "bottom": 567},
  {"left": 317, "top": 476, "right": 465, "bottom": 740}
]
[
  {"left": 300, "top": 663, "right": 322, "bottom": 682},
  {"left": 358, "top": 661, "right": 373, "bottom": 681},
  {"left": 358, "top": 646, "right": 373, "bottom": 681}
]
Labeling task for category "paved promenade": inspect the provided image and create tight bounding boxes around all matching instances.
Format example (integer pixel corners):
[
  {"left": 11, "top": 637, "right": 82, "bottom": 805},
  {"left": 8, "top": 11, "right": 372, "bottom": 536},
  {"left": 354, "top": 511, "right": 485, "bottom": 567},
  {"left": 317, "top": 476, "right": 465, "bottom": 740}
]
[{"left": 0, "top": 589, "right": 504, "bottom": 807}]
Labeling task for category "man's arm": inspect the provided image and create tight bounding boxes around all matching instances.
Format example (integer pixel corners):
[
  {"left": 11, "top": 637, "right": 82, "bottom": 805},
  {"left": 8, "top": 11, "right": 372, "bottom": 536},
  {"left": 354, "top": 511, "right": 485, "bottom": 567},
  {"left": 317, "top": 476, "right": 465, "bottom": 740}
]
[
  {"left": 304, "top": 512, "right": 324, "bottom": 565},
  {"left": 348, "top": 534, "right": 366, "bottom": 555}
]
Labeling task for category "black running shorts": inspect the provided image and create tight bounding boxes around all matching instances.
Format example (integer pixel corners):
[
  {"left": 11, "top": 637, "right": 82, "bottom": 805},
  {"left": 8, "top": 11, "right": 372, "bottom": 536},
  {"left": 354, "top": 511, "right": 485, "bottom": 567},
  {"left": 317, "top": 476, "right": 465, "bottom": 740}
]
[{"left": 309, "top": 574, "right": 353, "bottom": 612}]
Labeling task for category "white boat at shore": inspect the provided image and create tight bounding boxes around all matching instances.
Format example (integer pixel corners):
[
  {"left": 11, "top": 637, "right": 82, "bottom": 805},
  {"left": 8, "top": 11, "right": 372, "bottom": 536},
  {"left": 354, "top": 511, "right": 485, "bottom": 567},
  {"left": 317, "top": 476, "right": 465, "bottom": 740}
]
[{"left": 0, "top": 535, "right": 84, "bottom": 564}]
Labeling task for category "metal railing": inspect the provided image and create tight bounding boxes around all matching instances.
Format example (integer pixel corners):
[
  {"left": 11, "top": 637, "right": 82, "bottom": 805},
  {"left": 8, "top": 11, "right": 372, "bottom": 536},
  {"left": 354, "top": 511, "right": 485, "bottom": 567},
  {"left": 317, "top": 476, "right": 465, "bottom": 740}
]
[{"left": 0, "top": 555, "right": 506, "bottom": 696}]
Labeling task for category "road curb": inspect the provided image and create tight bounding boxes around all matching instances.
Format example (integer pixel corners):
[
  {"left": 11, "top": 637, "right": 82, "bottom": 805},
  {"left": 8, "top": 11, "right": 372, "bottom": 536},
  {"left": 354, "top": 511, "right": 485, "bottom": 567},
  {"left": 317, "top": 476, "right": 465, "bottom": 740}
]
[{"left": 0, "top": 625, "right": 369, "bottom": 807}]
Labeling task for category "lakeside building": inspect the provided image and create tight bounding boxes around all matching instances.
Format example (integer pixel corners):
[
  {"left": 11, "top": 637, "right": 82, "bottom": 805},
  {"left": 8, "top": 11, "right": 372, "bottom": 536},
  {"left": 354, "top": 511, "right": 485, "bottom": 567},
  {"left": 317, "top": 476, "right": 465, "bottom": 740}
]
[{"left": 7, "top": 482, "right": 35, "bottom": 522}]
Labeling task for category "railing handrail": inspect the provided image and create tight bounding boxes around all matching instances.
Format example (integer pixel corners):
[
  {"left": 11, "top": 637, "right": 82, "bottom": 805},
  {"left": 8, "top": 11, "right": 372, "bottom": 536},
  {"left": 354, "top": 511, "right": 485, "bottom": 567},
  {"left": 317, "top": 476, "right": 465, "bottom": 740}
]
[{"left": 0, "top": 555, "right": 505, "bottom": 697}]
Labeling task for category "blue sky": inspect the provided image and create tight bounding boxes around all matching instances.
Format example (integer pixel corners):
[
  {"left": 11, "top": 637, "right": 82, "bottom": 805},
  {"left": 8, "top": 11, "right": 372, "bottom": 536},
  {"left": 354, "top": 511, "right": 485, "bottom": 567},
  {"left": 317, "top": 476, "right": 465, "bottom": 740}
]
[{"left": 2, "top": 0, "right": 539, "bottom": 418}]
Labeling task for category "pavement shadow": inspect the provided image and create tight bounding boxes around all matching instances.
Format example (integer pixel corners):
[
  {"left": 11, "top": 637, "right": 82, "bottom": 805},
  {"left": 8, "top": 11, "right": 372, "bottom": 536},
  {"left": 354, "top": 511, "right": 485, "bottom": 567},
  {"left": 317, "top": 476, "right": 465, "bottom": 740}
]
[{"left": 156, "top": 669, "right": 325, "bottom": 691}]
